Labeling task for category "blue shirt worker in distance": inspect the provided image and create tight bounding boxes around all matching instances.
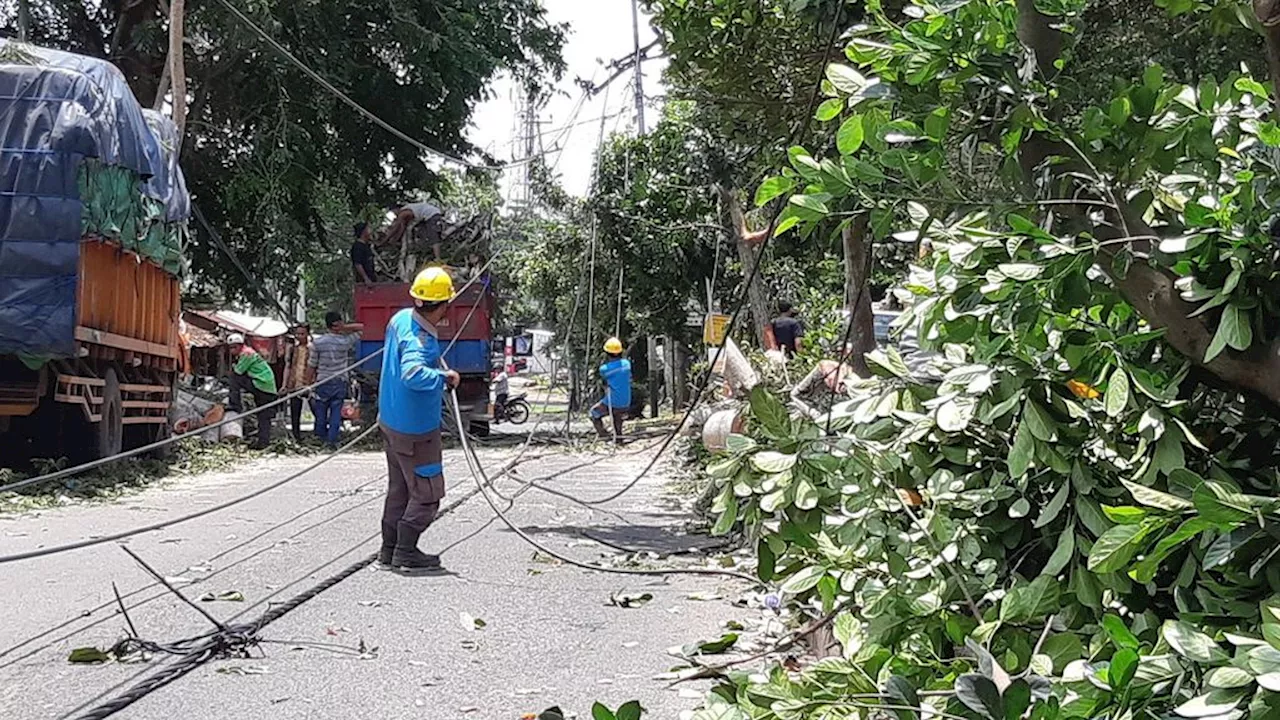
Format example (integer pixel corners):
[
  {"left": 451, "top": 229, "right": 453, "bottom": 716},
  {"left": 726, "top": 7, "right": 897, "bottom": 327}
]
[
  {"left": 376, "top": 267, "right": 460, "bottom": 575},
  {"left": 590, "top": 337, "right": 632, "bottom": 443}
]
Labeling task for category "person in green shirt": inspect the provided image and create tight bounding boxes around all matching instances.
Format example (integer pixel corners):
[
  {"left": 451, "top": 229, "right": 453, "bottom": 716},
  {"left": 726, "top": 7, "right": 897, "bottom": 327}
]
[{"left": 227, "top": 333, "right": 279, "bottom": 449}]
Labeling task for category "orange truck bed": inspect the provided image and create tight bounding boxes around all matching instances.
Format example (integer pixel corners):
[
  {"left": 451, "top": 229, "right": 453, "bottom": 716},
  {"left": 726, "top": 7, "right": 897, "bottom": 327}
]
[{"left": 75, "top": 239, "right": 181, "bottom": 364}]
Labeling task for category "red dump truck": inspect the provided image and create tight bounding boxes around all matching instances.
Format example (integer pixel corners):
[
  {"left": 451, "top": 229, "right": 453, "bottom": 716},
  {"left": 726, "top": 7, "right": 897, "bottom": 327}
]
[
  {"left": 353, "top": 276, "right": 496, "bottom": 436},
  {"left": 0, "top": 43, "right": 190, "bottom": 462}
]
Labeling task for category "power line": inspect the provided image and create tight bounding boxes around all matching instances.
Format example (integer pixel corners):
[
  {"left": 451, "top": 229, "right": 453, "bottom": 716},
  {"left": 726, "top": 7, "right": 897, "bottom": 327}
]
[
  {"left": 190, "top": 200, "right": 292, "bottom": 321},
  {"left": 544, "top": 0, "right": 848, "bottom": 507},
  {"left": 0, "top": 424, "right": 379, "bottom": 565},
  {"left": 0, "top": 263, "right": 496, "bottom": 495},
  {"left": 212, "top": 0, "right": 540, "bottom": 171}
]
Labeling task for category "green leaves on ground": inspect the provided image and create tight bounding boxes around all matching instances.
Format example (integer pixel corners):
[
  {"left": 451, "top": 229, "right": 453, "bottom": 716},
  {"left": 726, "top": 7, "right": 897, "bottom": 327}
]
[{"left": 592, "top": 701, "right": 644, "bottom": 720}]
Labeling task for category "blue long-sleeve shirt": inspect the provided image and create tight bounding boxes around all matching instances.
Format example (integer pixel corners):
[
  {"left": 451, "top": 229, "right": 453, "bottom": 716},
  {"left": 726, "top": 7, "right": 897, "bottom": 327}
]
[{"left": 378, "top": 308, "right": 445, "bottom": 435}]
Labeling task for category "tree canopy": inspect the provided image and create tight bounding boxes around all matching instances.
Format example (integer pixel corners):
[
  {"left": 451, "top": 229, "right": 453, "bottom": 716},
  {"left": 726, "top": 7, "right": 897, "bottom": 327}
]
[
  {"left": 686, "top": 0, "right": 1280, "bottom": 718},
  {"left": 3, "top": 0, "right": 565, "bottom": 307}
]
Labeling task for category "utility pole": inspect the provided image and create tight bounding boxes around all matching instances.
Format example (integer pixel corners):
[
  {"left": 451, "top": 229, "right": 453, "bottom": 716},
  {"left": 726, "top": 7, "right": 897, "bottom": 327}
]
[
  {"left": 17, "top": 0, "right": 29, "bottom": 41},
  {"left": 168, "top": 0, "right": 187, "bottom": 144},
  {"left": 629, "top": 0, "right": 661, "bottom": 418}
]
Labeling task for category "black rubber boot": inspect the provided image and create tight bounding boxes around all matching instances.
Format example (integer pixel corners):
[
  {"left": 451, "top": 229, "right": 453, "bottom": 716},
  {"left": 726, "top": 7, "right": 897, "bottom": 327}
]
[
  {"left": 611, "top": 413, "right": 625, "bottom": 444},
  {"left": 392, "top": 525, "right": 442, "bottom": 575},
  {"left": 591, "top": 415, "right": 609, "bottom": 439},
  {"left": 392, "top": 547, "right": 442, "bottom": 575},
  {"left": 375, "top": 545, "right": 395, "bottom": 570}
]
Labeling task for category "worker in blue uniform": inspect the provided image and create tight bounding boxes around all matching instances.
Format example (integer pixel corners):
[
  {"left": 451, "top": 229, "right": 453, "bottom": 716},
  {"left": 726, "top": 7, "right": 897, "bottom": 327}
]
[
  {"left": 375, "top": 266, "right": 460, "bottom": 575},
  {"left": 590, "top": 337, "right": 631, "bottom": 443}
]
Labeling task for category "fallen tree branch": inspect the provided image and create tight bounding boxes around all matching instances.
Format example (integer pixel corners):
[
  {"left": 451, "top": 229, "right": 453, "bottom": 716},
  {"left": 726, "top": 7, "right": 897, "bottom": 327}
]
[{"left": 669, "top": 599, "right": 855, "bottom": 686}]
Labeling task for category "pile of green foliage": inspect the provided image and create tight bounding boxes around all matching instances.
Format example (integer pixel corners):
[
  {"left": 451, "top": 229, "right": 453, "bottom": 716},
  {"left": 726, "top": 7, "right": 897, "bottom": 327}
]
[{"left": 684, "top": 0, "right": 1280, "bottom": 718}]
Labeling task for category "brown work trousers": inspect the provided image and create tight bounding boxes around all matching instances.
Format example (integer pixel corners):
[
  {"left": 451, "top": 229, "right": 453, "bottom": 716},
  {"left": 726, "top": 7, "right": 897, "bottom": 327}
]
[{"left": 380, "top": 423, "right": 446, "bottom": 550}]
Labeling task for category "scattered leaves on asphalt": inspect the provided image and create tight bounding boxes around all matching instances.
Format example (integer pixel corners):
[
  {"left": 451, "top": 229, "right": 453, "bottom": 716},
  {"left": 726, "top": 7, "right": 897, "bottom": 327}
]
[
  {"left": 608, "top": 592, "right": 653, "bottom": 609},
  {"left": 676, "top": 633, "right": 740, "bottom": 657},
  {"left": 199, "top": 590, "right": 244, "bottom": 602},
  {"left": 67, "top": 647, "right": 110, "bottom": 664},
  {"left": 216, "top": 665, "right": 270, "bottom": 675}
]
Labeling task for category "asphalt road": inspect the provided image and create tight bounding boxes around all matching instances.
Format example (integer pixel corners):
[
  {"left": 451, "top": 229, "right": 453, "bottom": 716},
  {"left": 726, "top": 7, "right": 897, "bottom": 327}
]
[{"left": 0, "top": 432, "right": 750, "bottom": 719}]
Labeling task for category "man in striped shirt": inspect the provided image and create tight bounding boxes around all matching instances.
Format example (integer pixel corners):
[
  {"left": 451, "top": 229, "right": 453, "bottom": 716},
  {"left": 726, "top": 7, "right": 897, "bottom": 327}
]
[{"left": 307, "top": 311, "right": 363, "bottom": 448}]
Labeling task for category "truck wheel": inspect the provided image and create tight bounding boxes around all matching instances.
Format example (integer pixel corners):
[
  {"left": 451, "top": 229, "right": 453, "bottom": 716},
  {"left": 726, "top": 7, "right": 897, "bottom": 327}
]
[
  {"left": 96, "top": 368, "right": 124, "bottom": 460},
  {"left": 468, "top": 420, "right": 490, "bottom": 438}
]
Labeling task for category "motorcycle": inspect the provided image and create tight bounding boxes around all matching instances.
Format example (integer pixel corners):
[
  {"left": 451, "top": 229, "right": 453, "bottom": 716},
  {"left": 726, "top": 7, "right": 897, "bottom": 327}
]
[{"left": 495, "top": 392, "right": 530, "bottom": 425}]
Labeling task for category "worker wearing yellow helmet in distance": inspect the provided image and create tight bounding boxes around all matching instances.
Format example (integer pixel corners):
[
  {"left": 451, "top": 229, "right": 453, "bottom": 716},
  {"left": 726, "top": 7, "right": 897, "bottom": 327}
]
[
  {"left": 590, "top": 337, "right": 631, "bottom": 443},
  {"left": 375, "top": 266, "right": 460, "bottom": 575}
]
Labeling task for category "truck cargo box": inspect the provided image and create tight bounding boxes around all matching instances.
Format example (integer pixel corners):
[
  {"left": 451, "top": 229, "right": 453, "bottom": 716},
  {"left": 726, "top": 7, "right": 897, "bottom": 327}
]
[{"left": 355, "top": 280, "right": 492, "bottom": 345}]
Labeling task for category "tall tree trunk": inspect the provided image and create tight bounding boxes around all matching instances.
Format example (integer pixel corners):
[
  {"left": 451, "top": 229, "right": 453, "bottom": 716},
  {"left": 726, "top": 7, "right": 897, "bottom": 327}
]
[
  {"left": 1256, "top": 0, "right": 1280, "bottom": 121},
  {"left": 716, "top": 185, "right": 769, "bottom": 347},
  {"left": 167, "top": 0, "right": 187, "bottom": 143},
  {"left": 673, "top": 340, "right": 688, "bottom": 408},
  {"left": 842, "top": 216, "right": 875, "bottom": 377},
  {"left": 1005, "top": 0, "right": 1280, "bottom": 407}
]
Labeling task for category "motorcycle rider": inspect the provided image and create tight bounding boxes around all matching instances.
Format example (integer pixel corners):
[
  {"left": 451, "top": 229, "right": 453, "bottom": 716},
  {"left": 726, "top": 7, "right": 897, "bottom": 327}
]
[{"left": 491, "top": 364, "right": 509, "bottom": 421}]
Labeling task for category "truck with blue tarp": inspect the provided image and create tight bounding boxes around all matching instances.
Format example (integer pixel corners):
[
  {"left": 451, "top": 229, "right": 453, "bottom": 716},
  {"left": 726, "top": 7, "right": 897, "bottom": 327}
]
[{"left": 0, "top": 41, "right": 191, "bottom": 462}]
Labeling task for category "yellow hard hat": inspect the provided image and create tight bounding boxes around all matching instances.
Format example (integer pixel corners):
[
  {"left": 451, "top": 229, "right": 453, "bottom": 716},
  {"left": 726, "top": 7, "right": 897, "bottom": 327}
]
[
  {"left": 409, "top": 266, "right": 455, "bottom": 302},
  {"left": 603, "top": 337, "right": 624, "bottom": 354}
]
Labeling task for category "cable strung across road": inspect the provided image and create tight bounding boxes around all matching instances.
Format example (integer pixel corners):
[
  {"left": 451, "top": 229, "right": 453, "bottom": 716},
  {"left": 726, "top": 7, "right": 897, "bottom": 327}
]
[
  {"left": 0, "top": 424, "right": 379, "bottom": 565},
  {"left": 67, "top": 442, "right": 539, "bottom": 720},
  {"left": 0, "top": 262, "right": 500, "bottom": 496}
]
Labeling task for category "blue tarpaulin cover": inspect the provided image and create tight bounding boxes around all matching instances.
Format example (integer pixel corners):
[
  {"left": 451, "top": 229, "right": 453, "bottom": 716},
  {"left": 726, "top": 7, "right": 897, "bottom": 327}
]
[{"left": 0, "top": 41, "right": 187, "bottom": 358}]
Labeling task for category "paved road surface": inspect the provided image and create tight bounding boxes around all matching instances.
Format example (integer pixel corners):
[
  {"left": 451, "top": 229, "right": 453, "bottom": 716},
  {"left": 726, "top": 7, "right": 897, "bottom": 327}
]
[{"left": 0, "top": 435, "right": 748, "bottom": 719}]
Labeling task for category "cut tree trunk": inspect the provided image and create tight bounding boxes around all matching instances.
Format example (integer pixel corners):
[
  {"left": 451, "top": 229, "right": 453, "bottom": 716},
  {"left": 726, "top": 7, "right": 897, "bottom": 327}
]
[{"left": 716, "top": 185, "right": 769, "bottom": 347}]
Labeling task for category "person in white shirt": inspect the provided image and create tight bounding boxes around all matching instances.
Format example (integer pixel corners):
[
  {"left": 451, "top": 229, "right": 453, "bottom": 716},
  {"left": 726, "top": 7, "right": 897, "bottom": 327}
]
[
  {"left": 491, "top": 366, "right": 510, "bottom": 421},
  {"left": 384, "top": 200, "right": 445, "bottom": 261}
]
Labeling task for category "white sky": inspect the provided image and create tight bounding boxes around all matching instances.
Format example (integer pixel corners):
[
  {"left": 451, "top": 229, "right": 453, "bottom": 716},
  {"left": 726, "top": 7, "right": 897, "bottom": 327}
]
[{"left": 467, "top": 0, "right": 668, "bottom": 200}]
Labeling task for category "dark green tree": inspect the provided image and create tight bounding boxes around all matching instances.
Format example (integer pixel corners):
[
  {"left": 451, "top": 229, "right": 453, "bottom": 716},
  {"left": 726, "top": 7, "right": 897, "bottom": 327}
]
[{"left": 3, "top": 0, "right": 565, "bottom": 307}]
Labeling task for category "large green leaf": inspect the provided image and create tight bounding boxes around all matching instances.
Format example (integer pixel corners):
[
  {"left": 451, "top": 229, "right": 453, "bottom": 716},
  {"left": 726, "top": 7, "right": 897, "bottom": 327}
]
[
  {"left": 1040, "top": 527, "right": 1075, "bottom": 578},
  {"left": 1001, "top": 575, "right": 1060, "bottom": 622},
  {"left": 1023, "top": 401, "right": 1057, "bottom": 442},
  {"left": 955, "top": 674, "right": 1004, "bottom": 720},
  {"left": 1034, "top": 482, "right": 1071, "bottom": 528},
  {"left": 794, "top": 477, "right": 819, "bottom": 511},
  {"left": 1008, "top": 421, "right": 1034, "bottom": 478},
  {"left": 837, "top": 115, "right": 865, "bottom": 155},
  {"left": 751, "top": 451, "right": 797, "bottom": 474},
  {"left": 748, "top": 385, "right": 790, "bottom": 437},
  {"left": 1193, "top": 480, "right": 1254, "bottom": 524},
  {"left": 1122, "top": 479, "right": 1194, "bottom": 511},
  {"left": 754, "top": 176, "right": 795, "bottom": 207},
  {"left": 1105, "top": 368, "right": 1130, "bottom": 418},
  {"left": 1163, "top": 620, "right": 1229, "bottom": 663},
  {"left": 1088, "top": 523, "right": 1150, "bottom": 572},
  {"left": 781, "top": 565, "right": 827, "bottom": 594},
  {"left": 1206, "top": 305, "right": 1252, "bottom": 362},
  {"left": 826, "top": 63, "right": 867, "bottom": 94}
]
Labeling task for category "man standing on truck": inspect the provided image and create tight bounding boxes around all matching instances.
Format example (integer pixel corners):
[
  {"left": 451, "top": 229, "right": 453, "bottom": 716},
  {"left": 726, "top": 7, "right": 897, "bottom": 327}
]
[
  {"left": 376, "top": 267, "right": 460, "bottom": 575},
  {"left": 351, "top": 222, "right": 377, "bottom": 285},
  {"left": 590, "top": 337, "right": 631, "bottom": 443},
  {"left": 308, "top": 311, "right": 363, "bottom": 449},
  {"left": 280, "top": 324, "right": 312, "bottom": 442},
  {"left": 227, "top": 333, "right": 278, "bottom": 449},
  {"left": 383, "top": 200, "right": 445, "bottom": 262}
]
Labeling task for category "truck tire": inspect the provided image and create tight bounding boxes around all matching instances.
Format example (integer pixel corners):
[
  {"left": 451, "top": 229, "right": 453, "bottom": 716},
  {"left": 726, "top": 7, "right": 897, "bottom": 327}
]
[{"left": 96, "top": 368, "right": 124, "bottom": 460}]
